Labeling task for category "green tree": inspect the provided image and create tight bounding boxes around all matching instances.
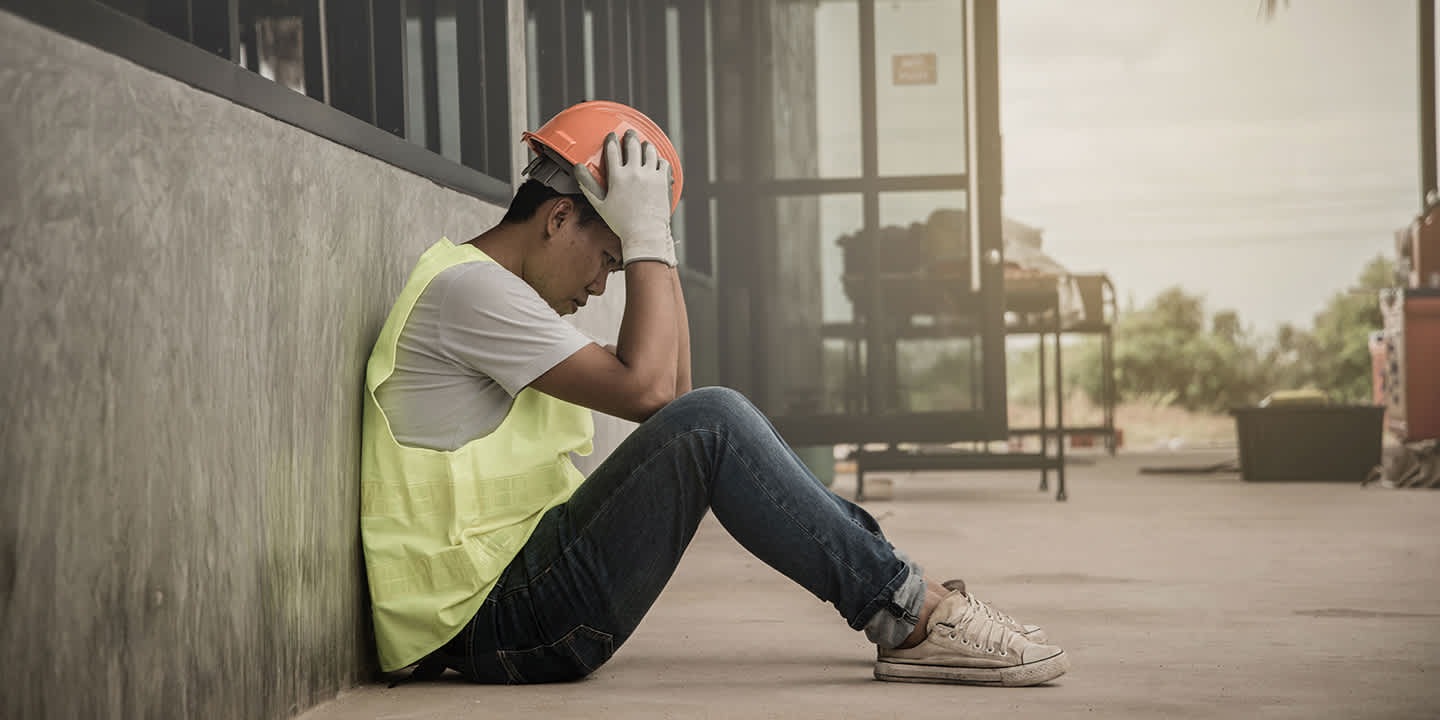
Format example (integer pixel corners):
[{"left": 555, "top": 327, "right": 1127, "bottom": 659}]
[
  {"left": 1101, "top": 287, "right": 1267, "bottom": 412},
  {"left": 1068, "top": 256, "right": 1394, "bottom": 412},
  {"left": 1302, "top": 255, "right": 1392, "bottom": 402}
]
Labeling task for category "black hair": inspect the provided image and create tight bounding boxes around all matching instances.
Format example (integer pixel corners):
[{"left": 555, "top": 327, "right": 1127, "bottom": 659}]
[{"left": 500, "top": 179, "right": 605, "bottom": 227}]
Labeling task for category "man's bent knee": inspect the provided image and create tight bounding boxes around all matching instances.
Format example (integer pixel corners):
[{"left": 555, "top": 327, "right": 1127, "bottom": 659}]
[{"left": 657, "top": 386, "right": 759, "bottom": 430}]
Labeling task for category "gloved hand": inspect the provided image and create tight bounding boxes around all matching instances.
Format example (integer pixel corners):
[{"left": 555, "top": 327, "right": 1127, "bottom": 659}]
[{"left": 574, "top": 130, "right": 677, "bottom": 267}]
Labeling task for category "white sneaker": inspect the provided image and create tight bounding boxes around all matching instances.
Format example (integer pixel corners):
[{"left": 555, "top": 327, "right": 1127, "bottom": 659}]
[
  {"left": 875, "top": 589, "right": 1069, "bottom": 687},
  {"left": 942, "top": 579, "right": 1050, "bottom": 643}
]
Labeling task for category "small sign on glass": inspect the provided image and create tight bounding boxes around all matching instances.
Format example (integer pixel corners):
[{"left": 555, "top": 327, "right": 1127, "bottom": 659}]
[{"left": 892, "top": 53, "right": 937, "bottom": 86}]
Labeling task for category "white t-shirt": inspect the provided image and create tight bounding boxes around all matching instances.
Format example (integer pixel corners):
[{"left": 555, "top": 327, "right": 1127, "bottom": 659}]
[{"left": 374, "top": 260, "right": 592, "bottom": 451}]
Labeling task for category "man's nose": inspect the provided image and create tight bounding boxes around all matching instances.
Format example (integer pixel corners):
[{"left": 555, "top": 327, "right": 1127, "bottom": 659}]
[{"left": 589, "top": 271, "right": 608, "bottom": 296}]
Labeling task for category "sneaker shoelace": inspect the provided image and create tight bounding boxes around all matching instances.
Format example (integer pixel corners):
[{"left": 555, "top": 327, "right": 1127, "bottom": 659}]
[
  {"left": 973, "top": 595, "right": 1020, "bottom": 627},
  {"left": 943, "top": 593, "right": 1020, "bottom": 656},
  {"left": 943, "top": 579, "right": 1022, "bottom": 630}
]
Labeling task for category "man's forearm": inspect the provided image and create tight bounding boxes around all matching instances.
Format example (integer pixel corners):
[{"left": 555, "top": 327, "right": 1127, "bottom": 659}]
[
  {"left": 615, "top": 261, "right": 679, "bottom": 408},
  {"left": 672, "top": 268, "right": 692, "bottom": 395}
]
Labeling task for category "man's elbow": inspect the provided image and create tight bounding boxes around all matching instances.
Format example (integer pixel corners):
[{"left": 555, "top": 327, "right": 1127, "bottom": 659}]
[{"left": 629, "top": 383, "right": 677, "bottom": 422}]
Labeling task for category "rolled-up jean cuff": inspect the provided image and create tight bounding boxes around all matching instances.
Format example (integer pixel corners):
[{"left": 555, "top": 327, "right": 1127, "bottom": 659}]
[{"left": 860, "top": 548, "right": 926, "bottom": 649}]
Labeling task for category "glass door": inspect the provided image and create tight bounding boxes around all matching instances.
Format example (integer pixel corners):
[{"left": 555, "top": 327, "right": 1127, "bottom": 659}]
[{"left": 708, "top": 0, "right": 1006, "bottom": 445}]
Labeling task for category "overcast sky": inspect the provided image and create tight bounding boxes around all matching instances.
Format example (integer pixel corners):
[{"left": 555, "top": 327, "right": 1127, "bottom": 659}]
[{"left": 998, "top": 0, "right": 1423, "bottom": 331}]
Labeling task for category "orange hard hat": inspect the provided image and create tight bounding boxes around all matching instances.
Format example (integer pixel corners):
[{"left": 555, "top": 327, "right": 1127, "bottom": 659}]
[{"left": 521, "top": 100, "right": 684, "bottom": 213}]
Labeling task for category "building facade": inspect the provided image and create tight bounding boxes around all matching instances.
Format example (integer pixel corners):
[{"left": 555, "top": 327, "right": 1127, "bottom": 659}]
[{"left": 0, "top": 2, "right": 1002, "bottom": 716}]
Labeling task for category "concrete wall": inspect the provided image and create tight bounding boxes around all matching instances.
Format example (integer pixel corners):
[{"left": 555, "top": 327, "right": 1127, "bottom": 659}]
[{"left": 0, "top": 11, "right": 631, "bottom": 719}]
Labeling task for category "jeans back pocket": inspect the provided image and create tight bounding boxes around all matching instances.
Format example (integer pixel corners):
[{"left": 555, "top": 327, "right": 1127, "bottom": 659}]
[{"left": 497, "top": 624, "right": 615, "bottom": 683}]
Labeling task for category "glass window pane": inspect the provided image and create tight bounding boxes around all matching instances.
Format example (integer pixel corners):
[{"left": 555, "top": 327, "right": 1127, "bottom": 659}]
[
  {"left": 405, "top": 4, "right": 427, "bottom": 149},
  {"left": 879, "top": 190, "right": 973, "bottom": 293},
  {"left": 731, "top": 0, "right": 862, "bottom": 181},
  {"left": 872, "top": 190, "right": 978, "bottom": 415},
  {"left": 704, "top": 1, "right": 717, "bottom": 183},
  {"left": 823, "top": 336, "right": 866, "bottom": 415},
  {"left": 434, "top": 0, "right": 462, "bottom": 164},
  {"left": 894, "top": 336, "right": 978, "bottom": 412},
  {"left": 525, "top": 10, "right": 541, "bottom": 128},
  {"left": 821, "top": 194, "right": 864, "bottom": 325},
  {"left": 759, "top": 191, "right": 981, "bottom": 417},
  {"left": 583, "top": 9, "right": 596, "bottom": 99},
  {"left": 696, "top": 197, "right": 718, "bottom": 272},
  {"left": 817, "top": 194, "right": 865, "bottom": 414},
  {"left": 243, "top": 1, "right": 312, "bottom": 94},
  {"left": 104, "top": 0, "right": 318, "bottom": 96},
  {"left": 874, "top": 0, "right": 968, "bottom": 176},
  {"left": 757, "top": 0, "right": 862, "bottom": 180},
  {"left": 665, "top": 6, "right": 684, "bottom": 162},
  {"left": 752, "top": 194, "right": 862, "bottom": 415},
  {"left": 811, "top": 0, "right": 862, "bottom": 178}
]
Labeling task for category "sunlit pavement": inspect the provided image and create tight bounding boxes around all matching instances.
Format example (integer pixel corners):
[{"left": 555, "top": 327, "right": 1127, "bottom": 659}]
[{"left": 301, "top": 450, "right": 1440, "bottom": 720}]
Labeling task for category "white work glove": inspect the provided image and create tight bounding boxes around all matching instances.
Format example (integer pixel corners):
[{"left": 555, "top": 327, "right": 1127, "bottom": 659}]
[{"left": 573, "top": 130, "right": 677, "bottom": 267}]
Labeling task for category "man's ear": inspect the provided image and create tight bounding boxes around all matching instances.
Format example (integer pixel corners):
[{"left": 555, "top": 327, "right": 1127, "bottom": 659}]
[{"left": 545, "top": 196, "right": 573, "bottom": 236}]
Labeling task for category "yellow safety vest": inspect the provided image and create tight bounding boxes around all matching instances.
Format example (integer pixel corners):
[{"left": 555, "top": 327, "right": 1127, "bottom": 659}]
[{"left": 360, "top": 238, "right": 594, "bottom": 671}]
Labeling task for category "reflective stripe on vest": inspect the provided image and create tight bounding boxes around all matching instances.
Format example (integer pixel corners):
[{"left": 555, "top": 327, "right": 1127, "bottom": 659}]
[{"left": 361, "top": 238, "right": 594, "bottom": 671}]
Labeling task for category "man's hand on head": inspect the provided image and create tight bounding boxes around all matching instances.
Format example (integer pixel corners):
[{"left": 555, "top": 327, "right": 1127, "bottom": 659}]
[{"left": 573, "top": 130, "right": 677, "bottom": 268}]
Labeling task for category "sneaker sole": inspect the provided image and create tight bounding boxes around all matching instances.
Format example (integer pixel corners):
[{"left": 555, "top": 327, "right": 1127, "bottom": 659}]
[{"left": 873, "top": 650, "right": 1069, "bottom": 687}]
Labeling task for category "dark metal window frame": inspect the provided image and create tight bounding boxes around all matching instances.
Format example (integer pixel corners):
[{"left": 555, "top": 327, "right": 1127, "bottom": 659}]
[{"left": 4, "top": 0, "right": 514, "bottom": 206}]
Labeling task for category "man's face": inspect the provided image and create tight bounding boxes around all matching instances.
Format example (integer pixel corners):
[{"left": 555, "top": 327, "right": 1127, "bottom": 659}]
[{"left": 532, "top": 201, "right": 623, "bottom": 316}]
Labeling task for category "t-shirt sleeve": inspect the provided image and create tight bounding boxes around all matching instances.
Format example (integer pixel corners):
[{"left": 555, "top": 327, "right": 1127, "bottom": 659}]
[{"left": 434, "top": 262, "right": 593, "bottom": 396}]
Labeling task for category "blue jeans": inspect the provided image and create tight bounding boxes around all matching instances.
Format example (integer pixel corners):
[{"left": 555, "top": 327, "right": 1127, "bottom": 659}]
[{"left": 422, "top": 387, "right": 925, "bottom": 684}]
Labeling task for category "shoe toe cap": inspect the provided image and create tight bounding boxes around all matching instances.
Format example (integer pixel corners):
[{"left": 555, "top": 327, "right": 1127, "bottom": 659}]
[{"left": 1021, "top": 643, "right": 1064, "bottom": 664}]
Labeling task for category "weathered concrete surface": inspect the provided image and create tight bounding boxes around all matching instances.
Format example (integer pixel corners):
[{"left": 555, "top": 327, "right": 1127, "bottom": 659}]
[
  {"left": 298, "top": 451, "right": 1440, "bottom": 720},
  {"left": 0, "top": 11, "right": 630, "bottom": 719}
]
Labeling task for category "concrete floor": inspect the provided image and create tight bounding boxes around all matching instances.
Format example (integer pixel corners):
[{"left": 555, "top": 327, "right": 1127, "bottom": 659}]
[{"left": 300, "top": 451, "right": 1440, "bottom": 720}]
